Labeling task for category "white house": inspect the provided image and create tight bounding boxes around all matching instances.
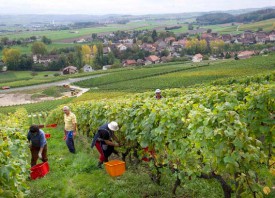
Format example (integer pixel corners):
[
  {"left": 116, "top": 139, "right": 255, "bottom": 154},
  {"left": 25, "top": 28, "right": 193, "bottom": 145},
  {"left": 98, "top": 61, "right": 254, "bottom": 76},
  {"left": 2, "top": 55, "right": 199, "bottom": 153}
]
[
  {"left": 269, "top": 34, "right": 275, "bottom": 42},
  {"left": 102, "top": 65, "right": 112, "bottom": 70},
  {"left": 2, "top": 66, "right": 7, "bottom": 72},
  {"left": 192, "top": 54, "right": 203, "bottom": 62},
  {"left": 117, "top": 44, "right": 127, "bottom": 51},
  {"left": 0, "top": 61, "right": 7, "bottom": 72},
  {"left": 77, "top": 38, "right": 86, "bottom": 43},
  {"left": 83, "top": 64, "right": 94, "bottom": 72}
]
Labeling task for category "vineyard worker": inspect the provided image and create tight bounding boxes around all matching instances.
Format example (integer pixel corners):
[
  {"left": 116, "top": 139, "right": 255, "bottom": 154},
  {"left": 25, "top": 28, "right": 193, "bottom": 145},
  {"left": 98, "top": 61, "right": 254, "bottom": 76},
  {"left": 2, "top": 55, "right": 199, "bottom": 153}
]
[
  {"left": 155, "top": 89, "right": 162, "bottom": 100},
  {"left": 27, "top": 125, "right": 48, "bottom": 167},
  {"left": 63, "top": 106, "right": 77, "bottom": 154},
  {"left": 91, "top": 121, "right": 120, "bottom": 168}
]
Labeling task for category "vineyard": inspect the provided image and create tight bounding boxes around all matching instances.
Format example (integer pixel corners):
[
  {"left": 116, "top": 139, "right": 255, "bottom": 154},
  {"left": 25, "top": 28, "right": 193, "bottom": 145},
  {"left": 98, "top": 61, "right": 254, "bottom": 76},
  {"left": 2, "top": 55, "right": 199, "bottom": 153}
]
[
  {"left": 75, "top": 54, "right": 275, "bottom": 92},
  {"left": 0, "top": 109, "right": 29, "bottom": 197},
  {"left": 74, "top": 61, "right": 212, "bottom": 88},
  {"left": 45, "top": 72, "right": 275, "bottom": 197},
  {"left": 1, "top": 55, "right": 275, "bottom": 197}
]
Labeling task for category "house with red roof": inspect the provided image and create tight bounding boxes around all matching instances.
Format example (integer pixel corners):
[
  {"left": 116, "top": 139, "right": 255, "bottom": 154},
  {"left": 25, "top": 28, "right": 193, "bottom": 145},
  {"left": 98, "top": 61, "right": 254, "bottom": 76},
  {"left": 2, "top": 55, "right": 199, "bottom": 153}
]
[
  {"left": 146, "top": 55, "right": 160, "bottom": 64},
  {"left": 124, "top": 59, "right": 137, "bottom": 66}
]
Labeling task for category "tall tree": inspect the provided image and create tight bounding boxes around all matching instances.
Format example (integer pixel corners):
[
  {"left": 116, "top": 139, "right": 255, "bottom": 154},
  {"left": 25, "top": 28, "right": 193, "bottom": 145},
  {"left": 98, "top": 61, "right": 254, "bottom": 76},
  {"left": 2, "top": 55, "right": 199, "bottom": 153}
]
[
  {"left": 92, "top": 33, "right": 97, "bottom": 40},
  {"left": 81, "top": 45, "right": 92, "bottom": 64},
  {"left": 210, "top": 40, "right": 225, "bottom": 55},
  {"left": 92, "top": 45, "right": 98, "bottom": 55},
  {"left": 41, "top": 36, "right": 52, "bottom": 44},
  {"left": 152, "top": 30, "right": 158, "bottom": 42},
  {"left": 107, "top": 52, "right": 115, "bottom": 65},
  {"left": 93, "top": 43, "right": 104, "bottom": 69},
  {"left": 31, "top": 42, "right": 47, "bottom": 55},
  {"left": 75, "top": 46, "right": 83, "bottom": 69},
  {"left": 188, "top": 23, "right": 194, "bottom": 30},
  {"left": 2, "top": 48, "right": 21, "bottom": 70},
  {"left": 18, "top": 54, "right": 33, "bottom": 70},
  {"left": 1, "top": 37, "right": 9, "bottom": 45}
]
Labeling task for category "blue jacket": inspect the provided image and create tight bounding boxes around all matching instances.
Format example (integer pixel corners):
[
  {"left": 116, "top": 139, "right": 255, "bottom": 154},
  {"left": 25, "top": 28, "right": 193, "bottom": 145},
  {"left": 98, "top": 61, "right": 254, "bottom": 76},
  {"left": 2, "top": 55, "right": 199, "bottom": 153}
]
[
  {"left": 27, "top": 129, "right": 47, "bottom": 148},
  {"left": 91, "top": 123, "right": 113, "bottom": 148}
]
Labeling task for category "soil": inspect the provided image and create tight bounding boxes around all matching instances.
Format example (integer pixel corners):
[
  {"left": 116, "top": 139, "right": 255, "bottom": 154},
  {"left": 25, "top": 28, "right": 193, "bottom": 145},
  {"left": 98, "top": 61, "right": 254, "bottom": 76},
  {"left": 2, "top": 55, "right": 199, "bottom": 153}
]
[
  {"left": 0, "top": 85, "right": 89, "bottom": 107},
  {"left": 0, "top": 93, "right": 55, "bottom": 106}
]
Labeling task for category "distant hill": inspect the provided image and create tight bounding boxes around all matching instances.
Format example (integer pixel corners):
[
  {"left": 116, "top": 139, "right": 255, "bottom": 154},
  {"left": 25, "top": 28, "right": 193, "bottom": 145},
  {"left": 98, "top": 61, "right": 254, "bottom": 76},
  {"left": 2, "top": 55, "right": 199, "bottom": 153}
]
[
  {"left": 0, "top": 6, "right": 274, "bottom": 25},
  {"left": 236, "top": 8, "right": 275, "bottom": 22},
  {"left": 196, "top": 13, "right": 235, "bottom": 25},
  {"left": 196, "top": 8, "right": 275, "bottom": 25}
]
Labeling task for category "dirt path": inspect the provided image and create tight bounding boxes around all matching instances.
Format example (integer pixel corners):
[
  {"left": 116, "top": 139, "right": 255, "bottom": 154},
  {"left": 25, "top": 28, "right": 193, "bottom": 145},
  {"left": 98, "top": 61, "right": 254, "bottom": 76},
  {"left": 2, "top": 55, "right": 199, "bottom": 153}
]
[{"left": 0, "top": 74, "right": 103, "bottom": 106}]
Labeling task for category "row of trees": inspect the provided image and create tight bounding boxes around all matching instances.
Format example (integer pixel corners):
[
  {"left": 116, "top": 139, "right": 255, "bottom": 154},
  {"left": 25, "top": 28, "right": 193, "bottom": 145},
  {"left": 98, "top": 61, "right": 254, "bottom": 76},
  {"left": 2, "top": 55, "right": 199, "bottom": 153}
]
[
  {"left": 0, "top": 36, "right": 51, "bottom": 49},
  {"left": 2, "top": 48, "right": 33, "bottom": 70},
  {"left": 183, "top": 38, "right": 274, "bottom": 56}
]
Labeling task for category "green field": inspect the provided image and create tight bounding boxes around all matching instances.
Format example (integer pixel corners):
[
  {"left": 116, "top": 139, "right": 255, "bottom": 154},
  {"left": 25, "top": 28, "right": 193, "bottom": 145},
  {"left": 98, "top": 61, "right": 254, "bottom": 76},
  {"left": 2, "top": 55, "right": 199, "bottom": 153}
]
[
  {"left": 0, "top": 69, "right": 118, "bottom": 88},
  {"left": 170, "top": 19, "right": 275, "bottom": 35},
  {"left": 0, "top": 20, "right": 179, "bottom": 42},
  {"left": 0, "top": 71, "right": 57, "bottom": 84},
  {"left": 201, "top": 24, "right": 240, "bottom": 34},
  {"left": 239, "top": 18, "right": 275, "bottom": 32},
  {"left": 170, "top": 23, "right": 240, "bottom": 34}
]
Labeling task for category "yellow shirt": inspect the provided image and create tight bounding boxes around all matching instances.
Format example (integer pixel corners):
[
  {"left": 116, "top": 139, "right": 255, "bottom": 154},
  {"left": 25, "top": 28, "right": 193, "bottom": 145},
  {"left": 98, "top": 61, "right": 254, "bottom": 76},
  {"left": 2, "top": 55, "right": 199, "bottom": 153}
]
[{"left": 64, "top": 112, "right": 77, "bottom": 131}]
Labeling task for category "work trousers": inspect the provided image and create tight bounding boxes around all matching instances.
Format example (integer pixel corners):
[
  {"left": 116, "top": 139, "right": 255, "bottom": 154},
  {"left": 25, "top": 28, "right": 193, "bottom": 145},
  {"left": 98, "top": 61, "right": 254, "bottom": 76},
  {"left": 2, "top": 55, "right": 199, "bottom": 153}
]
[
  {"left": 30, "top": 144, "right": 48, "bottom": 167},
  {"left": 65, "top": 131, "right": 76, "bottom": 153},
  {"left": 95, "top": 141, "right": 114, "bottom": 162}
]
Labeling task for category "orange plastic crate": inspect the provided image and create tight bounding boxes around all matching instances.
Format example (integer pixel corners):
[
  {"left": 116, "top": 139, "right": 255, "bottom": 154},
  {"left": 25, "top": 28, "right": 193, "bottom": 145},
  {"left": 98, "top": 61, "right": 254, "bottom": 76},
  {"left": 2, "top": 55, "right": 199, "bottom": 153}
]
[
  {"left": 30, "top": 161, "right": 50, "bottom": 180},
  {"left": 104, "top": 160, "right": 125, "bottom": 177}
]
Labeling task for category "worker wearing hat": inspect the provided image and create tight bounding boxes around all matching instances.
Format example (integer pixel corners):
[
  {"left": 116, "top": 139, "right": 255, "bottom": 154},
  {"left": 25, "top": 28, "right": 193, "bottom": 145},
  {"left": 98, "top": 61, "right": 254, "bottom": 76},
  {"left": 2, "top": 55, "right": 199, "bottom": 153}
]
[
  {"left": 91, "top": 121, "right": 121, "bottom": 168},
  {"left": 155, "top": 89, "right": 162, "bottom": 100}
]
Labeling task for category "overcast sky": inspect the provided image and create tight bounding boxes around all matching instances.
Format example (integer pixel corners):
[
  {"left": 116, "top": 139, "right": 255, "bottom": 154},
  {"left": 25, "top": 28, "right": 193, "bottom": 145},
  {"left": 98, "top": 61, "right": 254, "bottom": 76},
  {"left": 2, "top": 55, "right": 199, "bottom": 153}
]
[{"left": 0, "top": 0, "right": 275, "bottom": 15}]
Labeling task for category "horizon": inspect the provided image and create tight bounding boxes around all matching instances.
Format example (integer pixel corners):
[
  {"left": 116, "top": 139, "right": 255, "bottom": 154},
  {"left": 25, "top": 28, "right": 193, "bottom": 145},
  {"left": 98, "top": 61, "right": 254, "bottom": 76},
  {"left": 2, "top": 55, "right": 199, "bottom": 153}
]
[
  {"left": 0, "top": 0, "right": 275, "bottom": 15},
  {"left": 0, "top": 5, "right": 274, "bottom": 16}
]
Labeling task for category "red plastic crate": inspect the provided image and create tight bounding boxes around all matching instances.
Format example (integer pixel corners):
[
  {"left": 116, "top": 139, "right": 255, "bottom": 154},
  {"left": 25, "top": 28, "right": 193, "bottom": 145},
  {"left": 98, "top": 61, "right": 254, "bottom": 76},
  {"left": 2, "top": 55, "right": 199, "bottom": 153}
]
[
  {"left": 45, "top": 133, "right": 51, "bottom": 139},
  {"left": 30, "top": 161, "right": 50, "bottom": 180},
  {"left": 46, "top": 124, "right": 57, "bottom": 128}
]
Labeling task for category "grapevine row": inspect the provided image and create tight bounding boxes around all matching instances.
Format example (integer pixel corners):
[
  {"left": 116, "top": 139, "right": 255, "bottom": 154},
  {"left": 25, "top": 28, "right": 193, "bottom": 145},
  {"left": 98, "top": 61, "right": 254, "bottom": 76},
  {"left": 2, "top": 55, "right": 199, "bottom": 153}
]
[{"left": 47, "top": 75, "right": 275, "bottom": 197}]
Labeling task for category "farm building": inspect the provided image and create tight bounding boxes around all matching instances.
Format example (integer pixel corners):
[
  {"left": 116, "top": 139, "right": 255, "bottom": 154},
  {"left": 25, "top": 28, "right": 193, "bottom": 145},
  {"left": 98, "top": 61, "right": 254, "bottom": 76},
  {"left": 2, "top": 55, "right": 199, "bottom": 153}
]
[
  {"left": 192, "top": 54, "right": 203, "bottom": 62},
  {"left": 63, "top": 66, "right": 78, "bottom": 75}
]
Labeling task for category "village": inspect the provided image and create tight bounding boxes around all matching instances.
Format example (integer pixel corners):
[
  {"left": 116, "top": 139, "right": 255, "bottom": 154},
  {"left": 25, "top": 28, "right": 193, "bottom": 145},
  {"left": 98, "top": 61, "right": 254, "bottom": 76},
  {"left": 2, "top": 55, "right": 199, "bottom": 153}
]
[{"left": 21, "top": 28, "right": 275, "bottom": 75}]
